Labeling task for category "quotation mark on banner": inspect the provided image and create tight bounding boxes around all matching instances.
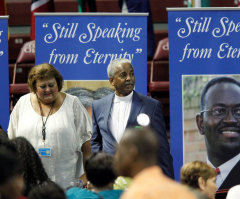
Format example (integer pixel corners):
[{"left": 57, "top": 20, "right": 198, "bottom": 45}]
[
  {"left": 176, "top": 18, "right": 182, "bottom": 22},
  {"left": 0, "top": 51, "right": 4, "bottom": 56},
  {"left": 136, "top": 48, "right": 142, "bottom": 53},
  {"left": 43, "top": 23, "right": 49, "bottom": 28}
]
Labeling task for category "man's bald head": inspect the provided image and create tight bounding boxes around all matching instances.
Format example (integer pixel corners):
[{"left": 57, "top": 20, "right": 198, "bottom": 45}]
[
  {"left": 122, "top": 128, "right": 159, "bottom": 160},
  {"left": 115, "top": 127, "right": 159, "bottom": 177}
]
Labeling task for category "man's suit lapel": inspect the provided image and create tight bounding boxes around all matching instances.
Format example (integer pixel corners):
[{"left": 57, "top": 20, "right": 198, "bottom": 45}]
[
  {"left": 104, "top": 93, "right": 115, "bottom": 134},
  {"left": 219, "top": 160, "right": 240, "bottom": 190},
  {"left": 126, "top": 91, "right": 143, "bottom": 127}
]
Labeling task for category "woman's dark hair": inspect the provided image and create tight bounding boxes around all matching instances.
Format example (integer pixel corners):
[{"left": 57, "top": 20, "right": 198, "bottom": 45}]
[
  {"left": 28, "top": 63, "right": 63, "bottom": 93},
  {"left": 85, "top": 152, "right": 117, "bottom": 188},
  {"left": 11, "top": 137, "right": 49, "bottom": 196},
  {"left": 0, "top": 144, "right": 22, "bottom": 185},
  {"left": 28, "top": 181, "right": 66, "bottom": 199}
]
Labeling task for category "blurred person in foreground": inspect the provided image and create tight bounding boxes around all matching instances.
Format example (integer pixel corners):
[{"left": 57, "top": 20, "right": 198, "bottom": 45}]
[
  {"left": 91, "top": 58, "right": 174, "bottom": 178},
  {"left": 28, "top": 181, "right": 66, "bottom": 199},
  {"left": 226, "top": 185, "right": 240, "bottom": 199},
  {"left": 0, "top": 125, "right": 8, "bottom": 140},
  {"left": 115, "top": 127, "right": 196, "bottom": 199},
  {"left": 180, "top": 161, "right": 217, "bottom": 199},
  {"left": 66, "top": 152, "right": 123, "bottom": 199},
  {"left": 196, "top": 76, "right": 240, "bottom": 190},
  {"left": 11, "top": 136, "right": 50, "bottom": 196},
  {"left": 8, "top": 63, "right": 92, "bottom": 189},
  {"left": 0, "top": 144, "right": 25, "bottom": 199}
]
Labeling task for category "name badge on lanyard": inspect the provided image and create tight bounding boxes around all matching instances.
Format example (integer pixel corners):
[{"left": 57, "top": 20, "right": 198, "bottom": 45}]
[{"left": 38, "top": 147, "right": 52, "bottom": 157}]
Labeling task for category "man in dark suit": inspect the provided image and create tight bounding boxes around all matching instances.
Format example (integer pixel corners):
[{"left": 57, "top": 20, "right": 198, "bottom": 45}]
[
  {"left": 196, "top": 76, "right": 240, "bottom": 190},
  {"left": 91, "top": 58, "right": 174, "bottom": 178}
]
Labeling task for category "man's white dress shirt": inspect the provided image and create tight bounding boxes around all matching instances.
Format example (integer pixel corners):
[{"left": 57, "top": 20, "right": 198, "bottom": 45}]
[{"left": 109, "top": 91, "right": 133, "bottom": 143}]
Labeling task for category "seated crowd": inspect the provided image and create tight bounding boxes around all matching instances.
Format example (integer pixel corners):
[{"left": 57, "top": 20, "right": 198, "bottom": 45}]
[{"left": 1, "top": 126, "right": 237, "bottom": 199}]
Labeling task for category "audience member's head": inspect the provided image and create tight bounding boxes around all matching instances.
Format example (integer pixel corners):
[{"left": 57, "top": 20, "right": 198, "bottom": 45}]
[
  {"left": 107, "top": 58, "right": 132, "bottom": 79},
  {"left": 107, "top": 58, "right": 135, "bottom": 97},
  {"left": 0, "top": 137, "right": 17, "bottom": 155},
  {"left": 28, "top": 63, "right": 63, "bottom": 93},
  {"left": 226, "top": 185, "right": 240, "bottom": 199},
  {"left": 115, "top": 127, "right": 159, "bottom": 178},
  {"left": 28, "top": 181, "right": 66, "bottom": 199},
  {"left": 180, "top": 161, "right": 217, "bottom": 199},
  {"left": 0, "top": 144, "right": 25, "bottom": 199},
  {"left": 0, "top": 127, "right": 8, "bottom": 141},
  {"left": 11, "top": 136, "right": 49, "bottom": 196},
  {"left": 85, "top": 152, "right": 117, "bottom": 190}
]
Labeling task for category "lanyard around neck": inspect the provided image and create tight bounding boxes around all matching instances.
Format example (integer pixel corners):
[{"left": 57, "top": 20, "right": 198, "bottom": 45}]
[{"left": 37, "top": 96, "right": 55, "bottom": 142}]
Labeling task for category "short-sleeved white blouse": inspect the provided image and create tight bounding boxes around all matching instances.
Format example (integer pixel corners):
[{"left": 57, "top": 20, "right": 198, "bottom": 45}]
[{"left": 8, "top": 93, "right": 92, "bottom": 189}]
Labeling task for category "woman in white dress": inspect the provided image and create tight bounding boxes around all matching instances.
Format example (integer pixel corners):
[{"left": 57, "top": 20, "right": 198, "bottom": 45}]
[{"left": 8, "top": 63, "right": 92, "bottom": 189}]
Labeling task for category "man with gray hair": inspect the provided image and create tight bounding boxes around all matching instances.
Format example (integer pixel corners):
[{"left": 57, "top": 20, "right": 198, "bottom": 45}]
[{"left": 91, "top": 58, "right": 174, "bottom": 178}]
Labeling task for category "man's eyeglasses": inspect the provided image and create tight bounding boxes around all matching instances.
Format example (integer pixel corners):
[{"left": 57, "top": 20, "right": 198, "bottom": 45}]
[{"left": 200, "top": 106, "right": 240, "bottom": 119}]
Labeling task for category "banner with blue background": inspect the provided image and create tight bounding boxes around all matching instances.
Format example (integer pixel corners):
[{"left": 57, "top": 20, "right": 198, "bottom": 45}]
[
  {"left": 35, "top": 13, "right": 147, "bottom": 95},
  {"left": 168, "top": 8, "right": 240, "bottom": 182},
  {"left": 0, "top": 16, "right": 9, "bottom": 130}
]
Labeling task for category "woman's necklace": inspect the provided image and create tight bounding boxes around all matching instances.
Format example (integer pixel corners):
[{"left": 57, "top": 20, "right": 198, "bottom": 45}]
[{"left": 37, "top": 96, "right": 55, "bottom": 142}]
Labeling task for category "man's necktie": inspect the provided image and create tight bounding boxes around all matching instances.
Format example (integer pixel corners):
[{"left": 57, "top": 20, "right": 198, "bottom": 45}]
[{"left": 216, "top": 167, "right": 220, "bottom": 174}]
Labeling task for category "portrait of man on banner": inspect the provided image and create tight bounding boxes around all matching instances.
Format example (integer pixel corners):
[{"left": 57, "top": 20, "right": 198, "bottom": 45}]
[{"left": 183, "top": 75, "right": 240, "bottom": 191}]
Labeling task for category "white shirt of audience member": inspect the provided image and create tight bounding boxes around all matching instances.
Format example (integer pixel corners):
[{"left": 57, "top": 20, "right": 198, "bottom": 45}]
[{"left": 226, "top": 185, "right": 240, "bottom": 199}]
